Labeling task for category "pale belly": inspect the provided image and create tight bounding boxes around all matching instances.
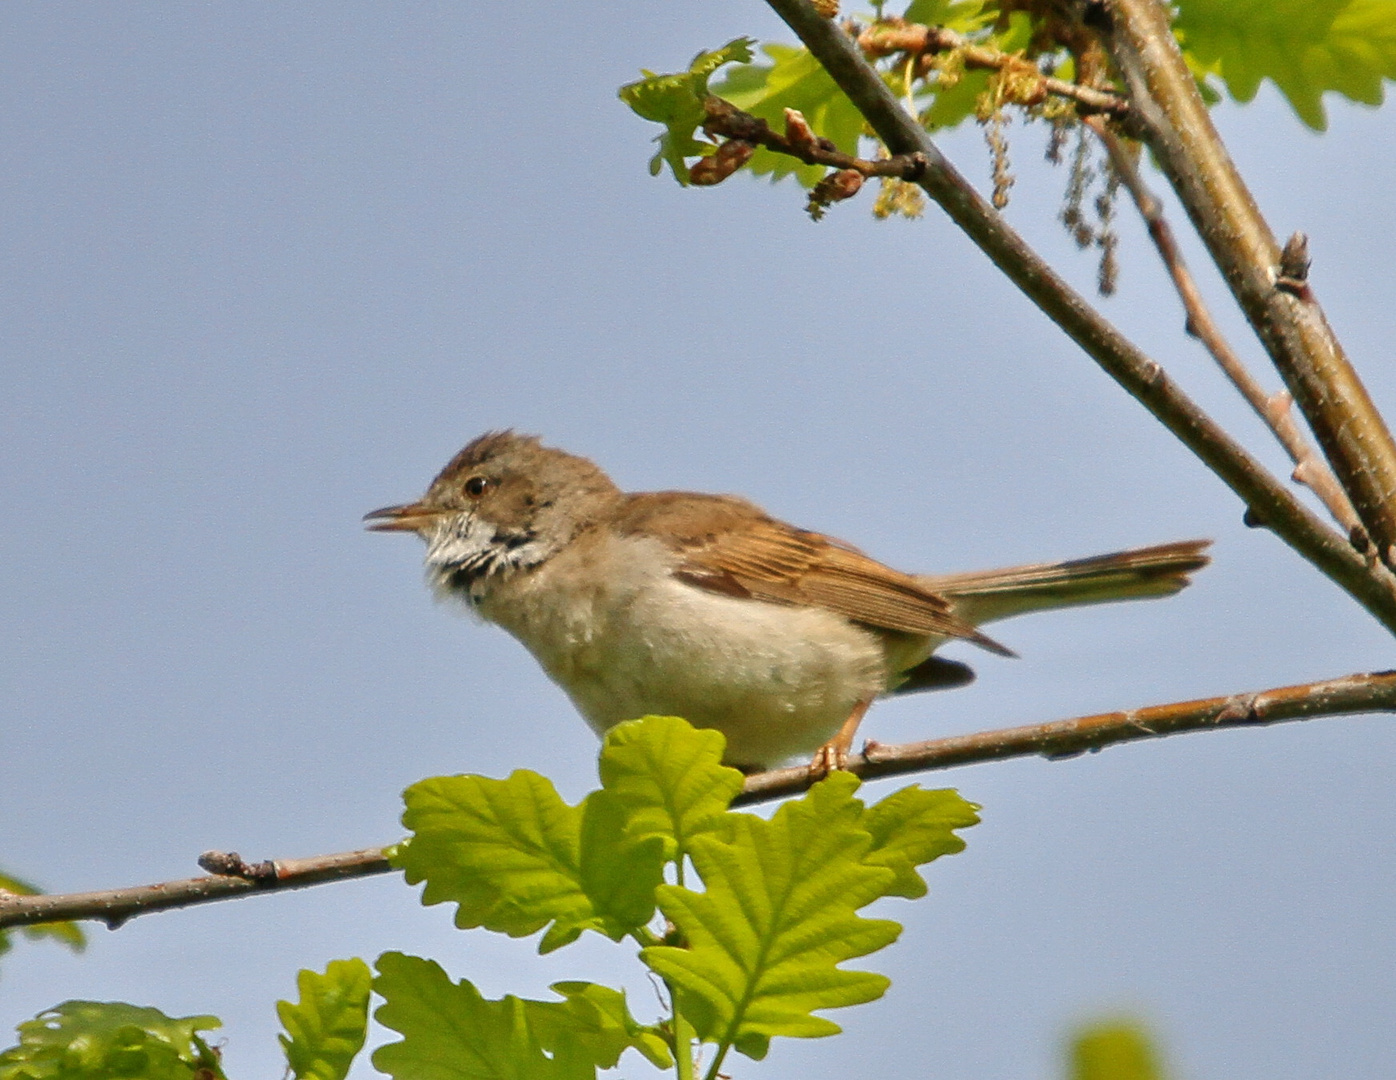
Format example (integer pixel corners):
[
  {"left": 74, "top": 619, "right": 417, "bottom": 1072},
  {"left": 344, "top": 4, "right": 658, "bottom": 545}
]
[{"left": 472, "top": 536, "right": 898, "bottom": 768}]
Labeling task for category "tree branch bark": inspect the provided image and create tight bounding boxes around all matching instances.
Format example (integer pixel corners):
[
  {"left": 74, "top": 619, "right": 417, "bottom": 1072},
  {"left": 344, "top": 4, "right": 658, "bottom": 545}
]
[
  {"left": 6, "top": 670, "right": 1395, "bottom": 932},
  {"left": 0, "top": 848, "right": 392, "bottom": 932},
  {"left": 1083, "top": 116, "right": 1364, "bottom": 539},
  {"left": 756, "top": 0, "right": 1396, "bottom": 635},
  {"left": 1101, "top": 0, "right": 1396, "bottom": 573},
  {"left": 737, "top": 668, "right": 1396, "bottom": 802}
]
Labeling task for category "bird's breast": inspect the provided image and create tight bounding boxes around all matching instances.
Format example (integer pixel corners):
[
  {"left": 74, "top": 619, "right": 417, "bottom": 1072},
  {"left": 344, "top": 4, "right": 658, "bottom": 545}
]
[{"left": 474, "top": 532, "right": 894, "bottom": 765}]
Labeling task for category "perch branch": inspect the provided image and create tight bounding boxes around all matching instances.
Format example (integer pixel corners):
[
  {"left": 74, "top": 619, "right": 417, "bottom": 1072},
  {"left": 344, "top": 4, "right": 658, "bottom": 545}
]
[
  {"left": 6, "top": 671, "right": 1396, "bottom": 931},
  {"left": 737, "top": 668, "right": 1396, "bottom": 803},
  {"left": 1084, "top": 116, "right": 1364, "bottom": 540},
  {"left": 758, "top": 0, "right": 1396, "bottom": 633},
  {"left": 1102, "top": 0, "right": 1396, "bottom": 572}
]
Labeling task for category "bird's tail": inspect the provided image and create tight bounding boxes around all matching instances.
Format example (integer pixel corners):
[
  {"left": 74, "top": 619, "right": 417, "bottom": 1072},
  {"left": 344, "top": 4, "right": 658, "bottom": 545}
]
[{"left": 918, "top": 539, "right": 1211, "bottom": 627}]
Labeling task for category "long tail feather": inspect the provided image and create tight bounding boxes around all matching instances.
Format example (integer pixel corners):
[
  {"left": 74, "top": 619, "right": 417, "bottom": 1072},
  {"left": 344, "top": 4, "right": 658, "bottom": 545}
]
[{"left": 918, "top": 539, "right": 1211, "bottom": 626}]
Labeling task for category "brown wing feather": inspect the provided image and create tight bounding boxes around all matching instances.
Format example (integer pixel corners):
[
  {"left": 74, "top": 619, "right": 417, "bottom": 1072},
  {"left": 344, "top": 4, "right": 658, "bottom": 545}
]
[{"left": 616, "top": 492, "right": 1012, "bottom": 655}]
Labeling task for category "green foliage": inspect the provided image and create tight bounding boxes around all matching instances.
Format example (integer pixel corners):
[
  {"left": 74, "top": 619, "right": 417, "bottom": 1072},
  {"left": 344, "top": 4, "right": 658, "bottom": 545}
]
[
  {"left": 0, "top": 1003, "right": 224, "bottom": 1080},
  {"left": 902, "top": 0, "right": 1002, "bottom": 132},
  {"left": 861, "top": 784, "right": 979, "bottom": 898},
  {"left": 620, "top": 0, "right": 1396, "bottom": 203},
  {"left": 715, "top": 44, "right": 866, "bottom": 185},
  {"left": 618, "top": 39, "right": 756, "bottom": 184},
  {"left": 392, "top": 765, "right": 668, "bottom": 953},
  {"left": 4, "top": 717, "right": 976, "bottom": 1077},
  {"left": 372, "top": 953, "right": 669, "bottom": 1080},
  {"left": 0, "top": 871, "right": 86, "bottom": 972},
  {"left": 1069, "top": 1020, "right": 1167, "bottom": 1080},
  {"left": 643, "top": 772, "right": 902, "bottom": 1062},
  {"left": 593, "top": 714, "right": 744, "bottom": 866},
  {"left": 903, "top": 0, "right": 994, "bottom": 28},
  {"left": 277, "top": 960, "right": 372, "bottom": 1080},
  {"left": 527, "top": 982, "right": 672, "bottom": 1071},
  {"left": 1175, "top": 0, "right": 1396, "bottom": 129},
  {"left": 389, "top": 716, "right": 976, "bottom": 1072}
]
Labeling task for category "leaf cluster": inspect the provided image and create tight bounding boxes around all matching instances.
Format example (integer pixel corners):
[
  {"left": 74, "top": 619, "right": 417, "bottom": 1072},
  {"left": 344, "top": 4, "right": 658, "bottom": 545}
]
[
  {"left": 1, "top": 717, "right": 977, "bottom": 1079},
  {"left": 1175, "top": 0, "right": 1396, "bottom": 130},
  {"left": 0, "top": 1003, "right": 224, "bottom": 1080},
  {"left": 617, "top": 39, "right": 756, "bottom": 184},
  {"left": 382, "top": 714, "right": 978, "bottom": 1075},
  {"left": 618, "top": 0, "right": 1396, "bottom": 199}
]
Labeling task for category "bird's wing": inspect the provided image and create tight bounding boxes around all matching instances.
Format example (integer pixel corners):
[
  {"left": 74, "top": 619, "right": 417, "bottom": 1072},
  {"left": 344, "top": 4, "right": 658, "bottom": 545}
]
[{"left": 615, "top": 491, "right": 1012, "bottom": 655}]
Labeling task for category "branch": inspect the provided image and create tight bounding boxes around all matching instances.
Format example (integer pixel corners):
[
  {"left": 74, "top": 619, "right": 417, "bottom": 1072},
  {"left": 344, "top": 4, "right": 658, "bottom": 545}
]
[
  {"left": 1083, "top": 116, "right": 1365, "bottom": 540},
  {"left": 0, "top": 847, "right": 391, "bottom": 932},
  {"left": 856, "top": 20, "right": 1132, "bottom": 121},
  {"left": 701, "top": 96, "right": 927, "bottom": 179},
  {"left": 6, "top": 671, "right": 1396, "bottom": 932},
  {"left": 1101, "top": 0, "right": 1396, "bottom": 573},
  {"left": 758, "top": 0, "right": 1396, "bottom": 635},
  {"left": 737, "top": 668, "right": 1396, "bottom": 803}
]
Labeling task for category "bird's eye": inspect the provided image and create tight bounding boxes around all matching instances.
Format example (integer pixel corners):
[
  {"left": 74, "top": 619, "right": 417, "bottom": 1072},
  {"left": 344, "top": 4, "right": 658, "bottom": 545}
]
[{"left": 463, "top": 475, "right": 490, "bottom": 498}]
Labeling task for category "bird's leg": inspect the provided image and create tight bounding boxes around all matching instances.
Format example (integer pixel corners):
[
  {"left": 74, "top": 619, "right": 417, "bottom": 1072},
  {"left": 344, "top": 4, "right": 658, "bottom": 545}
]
[{"left": 809, "top": 699, "right": 873, "bottom": 779}]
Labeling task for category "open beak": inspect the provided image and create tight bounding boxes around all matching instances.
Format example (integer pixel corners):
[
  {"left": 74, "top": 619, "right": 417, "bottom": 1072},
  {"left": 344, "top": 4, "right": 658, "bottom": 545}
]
[{"left": 363, "top": 502, "right": 441, "bottom": 533}]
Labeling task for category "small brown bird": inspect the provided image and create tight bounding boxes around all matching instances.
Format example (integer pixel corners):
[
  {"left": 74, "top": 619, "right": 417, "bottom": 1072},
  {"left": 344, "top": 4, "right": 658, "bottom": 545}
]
[{"left": 366, "top": 432, "right": 1209, "bottom": 772}]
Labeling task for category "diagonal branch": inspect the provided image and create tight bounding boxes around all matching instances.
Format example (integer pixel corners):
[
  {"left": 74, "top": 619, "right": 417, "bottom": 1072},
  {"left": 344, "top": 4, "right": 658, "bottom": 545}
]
[
  {"left": 6, "top": 671, "right": 1396, "bottom": 932},
  {"left": 1083, "top": 116, "right": 1365, "bottom": 540},
  {"left": 1101, "top": 0, "right": 1396, "bottom": 574},
  {"left": 758, "top": 0, "right": 1396, "bottom": 634}
]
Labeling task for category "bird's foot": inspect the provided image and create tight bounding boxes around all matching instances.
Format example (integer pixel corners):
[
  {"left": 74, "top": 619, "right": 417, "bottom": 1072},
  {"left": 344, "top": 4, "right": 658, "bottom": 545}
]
[
  {"left": 806, "top": 699, "right": 872, "bottom": 781},
  {"left": 807, "top": 739, "right": 849, "bottom": 780}
]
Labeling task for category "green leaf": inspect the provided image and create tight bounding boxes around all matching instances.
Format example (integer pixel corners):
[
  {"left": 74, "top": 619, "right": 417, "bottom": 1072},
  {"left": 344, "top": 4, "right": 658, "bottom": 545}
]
[
  {"left": 904, "top": 0, "right": 995, "bottom": 32},
  {"left": 1175, "top": 0, "right": 1396, "bottom": 129},
  {"left": 641, "top": 772, "right": 901, "bottom": 1062},
  {"left": 394, "top": 770, "right": 595, "bottom": 951},
  {"left": 0, "top": 1002, "right": 224, "bottom": 1080},
  {"left": 862, "top": 786, "right": 979, "bottom": 898},
  {"left": 395, "top": 768, "right": 664, "bottom": 952},
  {"left": 715, "top": 44, "right": 867, "bottom": 185},
  {"left": 920, "top": 68, "right": 992, "bottom": 131},
  {"left": 576, "top": 789, "right": 666, "bottom": 935},
  {"left": 374, "top": 955, "right": 666, "bottom": 1079},
  {"left": 0, "top": 871, "right": 87, "bottom": 967},
  {"left": 373, "top": 953, "right": 591, "bottom": 1080},
  {"left": 596, "top": 715, "right": 745, "bottom": 865},
  {"left": 907, "top": 6, "right": 1030, "bottom": 131},
  {"left": 277, "top": 959, "right": 372, "bottom": 1080},
  {"left": 1069, "top": 1020, "right": 1167, "bottom": 1080},
  {"left": 619, "top": 38, "right": 756, "bottom": 184},
  {"left": 529, "top": 982, "right": 672, "bottom": 1071}
]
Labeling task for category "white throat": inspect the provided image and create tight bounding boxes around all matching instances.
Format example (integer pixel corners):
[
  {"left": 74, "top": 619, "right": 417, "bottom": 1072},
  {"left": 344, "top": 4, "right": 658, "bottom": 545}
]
[{"left": 423, "top": 513, "right": 555, "bottom": 606}]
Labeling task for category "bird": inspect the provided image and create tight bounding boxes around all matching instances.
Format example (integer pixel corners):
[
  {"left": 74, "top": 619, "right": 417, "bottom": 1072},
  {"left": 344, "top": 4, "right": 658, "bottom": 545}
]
[{"left": 366, "top": 431, "right": 1210, "bottom": 773}]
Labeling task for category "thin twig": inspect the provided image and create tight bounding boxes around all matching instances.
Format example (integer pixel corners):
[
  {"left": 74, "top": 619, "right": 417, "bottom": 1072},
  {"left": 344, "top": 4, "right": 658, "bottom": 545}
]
[
  {"left": 1083, "top": 115, "right": 1365, "bottom": 540},
  {"left": 0, "top": 847, "right": 391, "bottom": 932},
  {"left": 758, "top": 0, "right": 1396, "bottom": 634},
  {"left": 702, "top": 97, "right": 926, "bottom": 178},
  {"left": 856, "top": 21, "right": 1132, "bottom": 121},
  {"left": 1102, "top": 0, "right": 1396, "bottom": 573},
  {"left": 5, "top": 671, "right": 1396, "bottom": 932}
]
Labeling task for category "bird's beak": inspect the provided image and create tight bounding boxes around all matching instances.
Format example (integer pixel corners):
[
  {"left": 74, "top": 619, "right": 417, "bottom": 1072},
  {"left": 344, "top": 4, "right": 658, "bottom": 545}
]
[{"left": 363, "top": 502, "right": 441, "bottom": 533}]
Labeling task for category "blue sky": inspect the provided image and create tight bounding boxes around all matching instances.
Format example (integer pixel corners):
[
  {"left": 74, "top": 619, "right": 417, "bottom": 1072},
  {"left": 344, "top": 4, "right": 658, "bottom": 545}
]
[{"left": 3, "top": 5, "right": 1395, "bottom": 1079}]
